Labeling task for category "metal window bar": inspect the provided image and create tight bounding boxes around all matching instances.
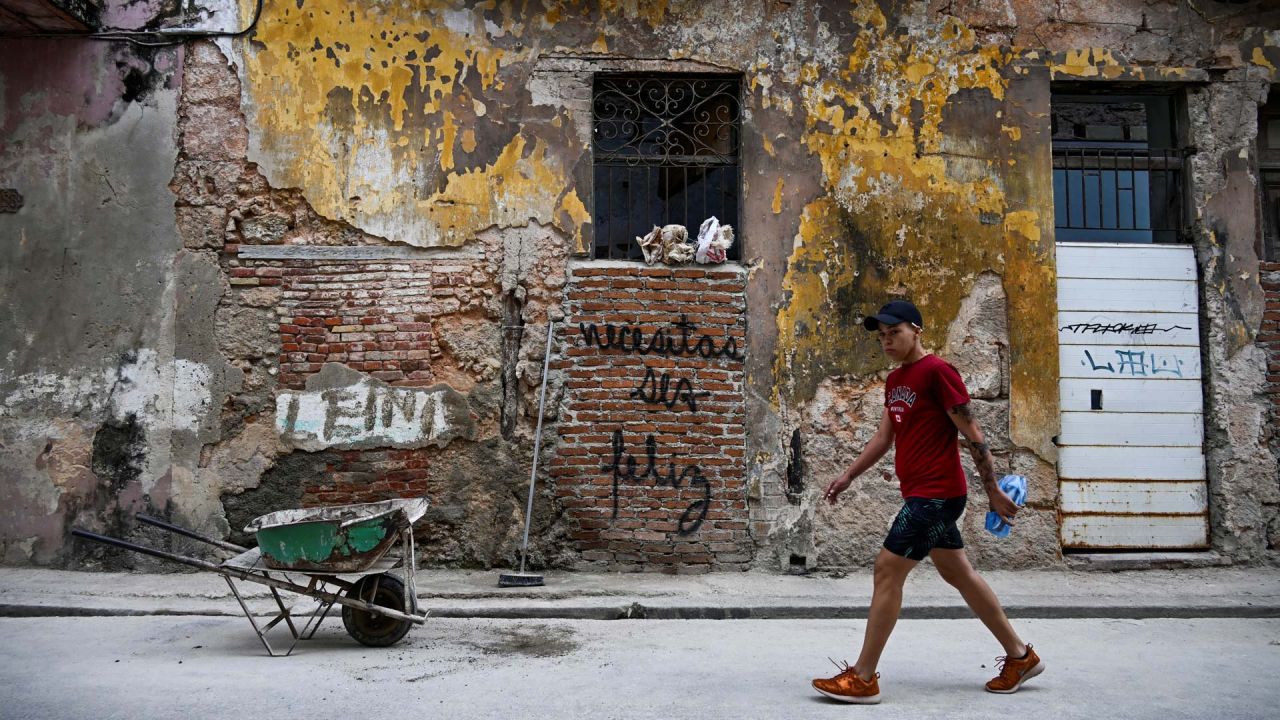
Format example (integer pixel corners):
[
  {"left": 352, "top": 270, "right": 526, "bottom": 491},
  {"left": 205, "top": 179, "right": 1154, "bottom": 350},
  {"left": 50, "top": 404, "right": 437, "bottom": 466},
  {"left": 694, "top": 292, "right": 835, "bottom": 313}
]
[
  {"left": 592, "top": 75, "right": 742, "bottom": 260},
  {"left": 1051, "top": 147, "right": 1184, "bottom": 243}
]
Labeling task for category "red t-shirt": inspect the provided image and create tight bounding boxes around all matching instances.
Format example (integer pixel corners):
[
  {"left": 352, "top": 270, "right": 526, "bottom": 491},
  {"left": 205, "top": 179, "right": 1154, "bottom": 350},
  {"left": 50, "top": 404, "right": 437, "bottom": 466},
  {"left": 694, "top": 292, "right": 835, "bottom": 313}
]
[{"left": 884, "top": 354, "right": 970, "bottom": 499}]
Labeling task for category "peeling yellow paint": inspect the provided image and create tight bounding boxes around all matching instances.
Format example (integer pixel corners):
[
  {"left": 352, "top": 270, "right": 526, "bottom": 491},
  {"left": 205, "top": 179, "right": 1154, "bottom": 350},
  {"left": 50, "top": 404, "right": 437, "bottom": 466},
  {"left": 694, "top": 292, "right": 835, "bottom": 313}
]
[
  {"left": 1253, "top": 47, "right": 1277, "bottom": 71},
  {"left": 774, "top": 198, "right": 862, "bottom": 404},
  {"left": 1046, "top": 47, "right": 1198, "bottom": 82},
  {"left": 425, "top": 134, "right": 576, "bottom": 246},
  {"left": 557, "top": 189, "right": 592, "bottom": 253},
  {"left": 904, "top": 61, "right": 935, "bottom": 84},
  {"left": 238, "top": 2, "right": 556, "bottom": 247},
  {"left": 769, "top": 8, "right": 1057, "bottom": 457},
  {"left": 440, "top": 113, "right": 458, "bottom": 172},
  {"left": 1003, "top": 211, "right": 1040, "bottom": 244},
  {"left": 772, "top": 178, "right": 784, "bottom": 215}
]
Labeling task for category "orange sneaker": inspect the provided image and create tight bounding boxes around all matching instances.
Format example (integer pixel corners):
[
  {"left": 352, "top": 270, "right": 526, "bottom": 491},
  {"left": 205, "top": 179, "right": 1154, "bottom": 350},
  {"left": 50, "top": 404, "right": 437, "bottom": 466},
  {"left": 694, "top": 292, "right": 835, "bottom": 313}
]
[
  {"left": 812, "top": 660, "right": 882, "bottom": 704},
  {"left": 985, "top": 644, "right": 1044, "bottom": 693}
]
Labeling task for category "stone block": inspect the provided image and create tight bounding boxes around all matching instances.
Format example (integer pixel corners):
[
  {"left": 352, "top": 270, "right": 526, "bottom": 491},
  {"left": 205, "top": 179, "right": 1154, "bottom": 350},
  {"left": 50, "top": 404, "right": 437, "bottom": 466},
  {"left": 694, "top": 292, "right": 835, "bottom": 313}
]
[
  {"left": 216, "top": 305, "right": 277, "bottom": 360},
  {"left": 175, "top": 205, "right": 227, "bottom": 249},
  {"left": 240, "top": 213, "right": 291, "bottom": 244},
  {"left": 949, "top": 343, "right": 1003, "bottom": 399},
  {"left": 238, "top": 286, "right": 282, "bottom": 309},
  {"left": 181, "top": 104, "right": 248, "bottom": 160},
  {"left": 1010, "top": 448, "right": 1059, "bottom": 509},
  {"left": 170, "top": 161, "right": 243, "bottom": 207},
  {"left": 182, "top": 43, "right": 241, "bottom": 105},
  {"left": 969, "top": 399, "right": 1011, "bottom": 454},
  {"left": 961, "top": 505, "right": 1062, "bottom": 569}
]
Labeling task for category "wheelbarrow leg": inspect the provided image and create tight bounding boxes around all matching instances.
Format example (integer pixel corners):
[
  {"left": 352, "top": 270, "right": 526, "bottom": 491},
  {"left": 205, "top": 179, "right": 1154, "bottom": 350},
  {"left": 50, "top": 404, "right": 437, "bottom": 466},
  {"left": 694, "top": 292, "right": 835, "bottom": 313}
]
[
  {"left": 265, "top": 584, "right": 301, "bottom": 639},
  {"left": 225, "top": 575, "right": 332, "bottom": 657},
  {"left": 401, "top": 528, "right": 418, "bottom": 613},
  {"left": 300, "top": 598, "right": 336, "bottom": 641},
  {"left": 295, "top": 576, "right": 338, "bottom": 641},
  {"left": 224, "top": 575, "right": 283, "bottom": 657}
]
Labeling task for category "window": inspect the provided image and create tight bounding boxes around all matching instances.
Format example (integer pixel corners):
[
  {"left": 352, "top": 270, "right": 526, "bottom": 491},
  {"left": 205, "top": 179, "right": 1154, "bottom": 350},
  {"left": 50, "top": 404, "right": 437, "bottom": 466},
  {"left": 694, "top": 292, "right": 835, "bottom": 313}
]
[
  {"left": 1259, "top": 90, "right": 1280, "bottom": 261},
  {"left": 1051, "top": 89, "right": 1187, "bottom": 244},
  {"left": 591, "top": 74, "right": 742, "bottom": 260}
]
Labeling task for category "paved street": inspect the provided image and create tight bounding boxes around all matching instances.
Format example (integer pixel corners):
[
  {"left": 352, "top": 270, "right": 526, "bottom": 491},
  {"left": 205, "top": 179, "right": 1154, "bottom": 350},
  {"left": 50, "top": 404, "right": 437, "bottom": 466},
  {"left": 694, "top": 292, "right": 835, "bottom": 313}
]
[{"left": 2, "top": 615, "right": 1277, "bottom": 719}]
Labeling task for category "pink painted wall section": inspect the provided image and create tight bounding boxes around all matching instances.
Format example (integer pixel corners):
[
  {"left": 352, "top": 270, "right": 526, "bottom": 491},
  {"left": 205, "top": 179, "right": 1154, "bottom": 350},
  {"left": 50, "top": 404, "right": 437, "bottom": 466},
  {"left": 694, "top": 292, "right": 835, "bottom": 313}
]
[{"left": 0, "top": 40, "right": 180, "bottom": 137}]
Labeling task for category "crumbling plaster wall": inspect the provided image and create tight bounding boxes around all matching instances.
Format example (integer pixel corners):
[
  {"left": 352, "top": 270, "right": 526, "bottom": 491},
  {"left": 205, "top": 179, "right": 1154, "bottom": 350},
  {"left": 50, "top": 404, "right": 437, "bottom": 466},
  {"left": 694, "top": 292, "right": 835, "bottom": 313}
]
[
  {"left": 4, "top": 0, "right": 1278, "bottom": 569},
  {"left": 0, "top": 36, "right": 242, "bottom": 567},
  {"left": 1187, "top": 79, "right": 1279, "bottom": 564},
  {"left": 214, "top": 0, "right": 1067, "bottom": 570},
  {"left": 779, "top": 1, "right": 1280, "bottom": 570},
  {"left": 173, "top": 36, "right": 575, "bottom": 567}
]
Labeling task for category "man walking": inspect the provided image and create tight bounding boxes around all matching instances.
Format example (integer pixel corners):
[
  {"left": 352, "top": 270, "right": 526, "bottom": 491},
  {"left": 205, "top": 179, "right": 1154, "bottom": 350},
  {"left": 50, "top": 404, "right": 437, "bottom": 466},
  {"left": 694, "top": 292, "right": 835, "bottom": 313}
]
[{"left": 811, "top": 300, "right": 1044, "bottom": 704}]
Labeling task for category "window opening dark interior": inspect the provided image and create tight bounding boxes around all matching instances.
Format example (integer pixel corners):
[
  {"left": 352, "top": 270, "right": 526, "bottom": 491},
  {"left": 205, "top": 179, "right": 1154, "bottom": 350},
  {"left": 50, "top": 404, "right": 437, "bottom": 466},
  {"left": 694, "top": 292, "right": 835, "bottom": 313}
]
[
  {"left": 1259, "top": 88, "right": 1280, "bottom": 262},
  {"left": 592, "top": 74, "right": 742, "bottom": 261},
  {"left": 1050, "top": 89, "right": 1187, "bottom": 244}
]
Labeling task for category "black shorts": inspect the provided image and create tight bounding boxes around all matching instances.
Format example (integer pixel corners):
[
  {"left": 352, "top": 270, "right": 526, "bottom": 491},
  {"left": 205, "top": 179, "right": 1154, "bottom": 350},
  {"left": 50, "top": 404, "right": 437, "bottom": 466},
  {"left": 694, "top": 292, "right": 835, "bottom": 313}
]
[{"left": 883, "top": 496, "right": 966, "bottom": 560}]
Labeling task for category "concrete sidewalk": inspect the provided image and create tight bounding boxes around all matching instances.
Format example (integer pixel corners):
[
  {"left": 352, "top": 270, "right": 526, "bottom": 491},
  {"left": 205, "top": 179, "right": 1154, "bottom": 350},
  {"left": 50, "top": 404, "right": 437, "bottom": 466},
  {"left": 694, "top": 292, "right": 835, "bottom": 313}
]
[{"left": 2, "top": 564, "right": 1279, "bottom": 620}]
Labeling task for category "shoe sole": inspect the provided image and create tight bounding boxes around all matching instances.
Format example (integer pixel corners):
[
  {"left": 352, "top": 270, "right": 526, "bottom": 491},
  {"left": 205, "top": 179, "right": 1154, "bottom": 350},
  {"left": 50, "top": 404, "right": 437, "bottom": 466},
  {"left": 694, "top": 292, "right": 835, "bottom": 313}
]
[
  {"left": 985, "top": 660, "right": 1045, "bottom": 694},
  {"left": 813, "top": 684, "right": 882, "bottom": 704}
]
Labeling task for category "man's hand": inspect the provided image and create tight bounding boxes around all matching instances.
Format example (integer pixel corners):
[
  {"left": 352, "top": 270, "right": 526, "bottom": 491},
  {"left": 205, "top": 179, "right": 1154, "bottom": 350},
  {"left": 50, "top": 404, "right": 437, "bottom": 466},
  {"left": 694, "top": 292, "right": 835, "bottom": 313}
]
[
  {"left": 988, "top": 484, "right": 1020, "bottom": 525},
  {"left": 823, "top": 471, "right": 854, "bottom": 505}
]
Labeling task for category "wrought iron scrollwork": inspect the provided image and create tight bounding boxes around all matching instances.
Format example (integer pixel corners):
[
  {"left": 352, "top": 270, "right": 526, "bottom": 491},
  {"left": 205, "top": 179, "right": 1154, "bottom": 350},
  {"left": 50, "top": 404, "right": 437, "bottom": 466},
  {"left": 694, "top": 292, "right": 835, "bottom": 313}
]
[{"left": 593, "top": 75, "right": 740, "bottom": 167}]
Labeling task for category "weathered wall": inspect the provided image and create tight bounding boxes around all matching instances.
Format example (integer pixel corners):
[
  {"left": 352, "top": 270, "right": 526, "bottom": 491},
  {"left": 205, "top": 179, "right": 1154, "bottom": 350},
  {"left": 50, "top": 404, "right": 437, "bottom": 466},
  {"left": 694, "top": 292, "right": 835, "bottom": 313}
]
[
  {"left": 0, "top": 39, "right": 201, "bottom": 567},
  {"left": 3, "top": 0, "right": 1279, "bottom": 571},
  {"left": 1185, "top": 77, "right": 1279, "bottom": 564}
]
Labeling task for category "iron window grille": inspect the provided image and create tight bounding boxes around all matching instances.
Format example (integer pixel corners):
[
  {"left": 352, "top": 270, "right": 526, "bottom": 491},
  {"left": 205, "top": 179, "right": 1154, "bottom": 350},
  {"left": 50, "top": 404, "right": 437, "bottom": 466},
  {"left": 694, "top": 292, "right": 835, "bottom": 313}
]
[
  {"left": 1050, "top": 93, "right": 1188, "bottom": 244},
  {"left": 591, "top": 73, "right": 742, "bottom": 261}
]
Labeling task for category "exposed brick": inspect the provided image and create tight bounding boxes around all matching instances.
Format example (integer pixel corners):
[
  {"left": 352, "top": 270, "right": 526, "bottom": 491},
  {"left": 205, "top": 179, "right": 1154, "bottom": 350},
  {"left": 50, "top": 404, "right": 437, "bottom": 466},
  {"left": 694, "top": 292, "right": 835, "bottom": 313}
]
[{"left": 554, "top": 265, "right": 749, "bottom": 571}]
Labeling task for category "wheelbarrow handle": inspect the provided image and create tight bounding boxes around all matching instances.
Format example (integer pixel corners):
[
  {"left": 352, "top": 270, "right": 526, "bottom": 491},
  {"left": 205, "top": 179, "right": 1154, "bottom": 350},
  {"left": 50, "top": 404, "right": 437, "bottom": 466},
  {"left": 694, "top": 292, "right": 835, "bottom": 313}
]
[
  {"left": 135, "top": 514, "right": 248, "bottom": 553},
  {"left": 71, "top": 527, "right": 226, "bottom": 573},
  {"left": 71, "top": 528, "right": 427, "bottom": 626}
]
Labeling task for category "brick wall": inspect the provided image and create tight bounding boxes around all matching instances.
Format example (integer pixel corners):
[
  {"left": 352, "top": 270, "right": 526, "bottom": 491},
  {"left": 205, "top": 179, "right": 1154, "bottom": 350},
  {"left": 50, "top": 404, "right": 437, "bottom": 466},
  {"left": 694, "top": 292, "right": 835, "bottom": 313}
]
[
  {"left": 1262, "top": 261, "right": 1280, "bottom": 449},
  {"left": 226, "top": 251, "right": 488, "bottom": 504},
  {"left": 552, "top": 263, "right": 751, "bottom": 572},
  {"left": 227, "top": 257, "right": 487, "bottom": 389}
]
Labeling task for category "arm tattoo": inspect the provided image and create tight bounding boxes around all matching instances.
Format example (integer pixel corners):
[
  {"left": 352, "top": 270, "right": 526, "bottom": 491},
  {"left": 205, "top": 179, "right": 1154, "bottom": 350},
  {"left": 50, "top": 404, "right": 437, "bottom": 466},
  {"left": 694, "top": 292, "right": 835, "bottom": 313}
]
[
  {"left": 965, "top": 439, "right": 996, "bottom": 486},
  {"left": 953, "top": 403, "right": 996, "bottom": 485}
]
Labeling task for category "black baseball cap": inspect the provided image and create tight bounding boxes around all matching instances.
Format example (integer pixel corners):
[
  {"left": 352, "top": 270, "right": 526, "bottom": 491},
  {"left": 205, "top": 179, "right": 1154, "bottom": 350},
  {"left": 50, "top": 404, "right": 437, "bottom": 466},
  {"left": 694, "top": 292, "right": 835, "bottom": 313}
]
[{"left": 862, "top": 300, "right": 923, "bottom": 331}]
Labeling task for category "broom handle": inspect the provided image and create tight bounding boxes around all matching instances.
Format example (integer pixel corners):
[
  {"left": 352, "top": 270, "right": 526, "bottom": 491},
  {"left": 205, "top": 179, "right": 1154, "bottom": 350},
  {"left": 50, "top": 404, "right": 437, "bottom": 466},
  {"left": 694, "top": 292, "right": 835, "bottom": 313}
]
[{"left": 519, "top": 320, "right": 555, "bottom": 574}]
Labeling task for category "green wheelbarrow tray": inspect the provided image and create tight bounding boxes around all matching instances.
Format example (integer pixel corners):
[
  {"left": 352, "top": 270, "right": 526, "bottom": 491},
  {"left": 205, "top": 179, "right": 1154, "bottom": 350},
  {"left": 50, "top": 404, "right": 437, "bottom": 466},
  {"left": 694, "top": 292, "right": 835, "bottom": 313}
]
[{"left": 245, "top": 498, "right": 429, "bottom": 573}]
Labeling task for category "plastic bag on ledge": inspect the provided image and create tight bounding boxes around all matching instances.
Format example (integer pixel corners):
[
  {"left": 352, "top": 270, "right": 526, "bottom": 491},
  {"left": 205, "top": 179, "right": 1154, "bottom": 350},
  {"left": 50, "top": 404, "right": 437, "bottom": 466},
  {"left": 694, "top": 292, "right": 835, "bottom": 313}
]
[{"left": 695, "top": 216, "right": 735, "bottom": 264}]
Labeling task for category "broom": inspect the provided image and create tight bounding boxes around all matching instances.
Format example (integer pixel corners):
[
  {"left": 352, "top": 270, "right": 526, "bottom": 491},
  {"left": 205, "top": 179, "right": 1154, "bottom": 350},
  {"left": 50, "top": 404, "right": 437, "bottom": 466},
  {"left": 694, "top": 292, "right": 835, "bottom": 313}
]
[{"left": 498, "top": 320, "right": 555, "bottom": 588}]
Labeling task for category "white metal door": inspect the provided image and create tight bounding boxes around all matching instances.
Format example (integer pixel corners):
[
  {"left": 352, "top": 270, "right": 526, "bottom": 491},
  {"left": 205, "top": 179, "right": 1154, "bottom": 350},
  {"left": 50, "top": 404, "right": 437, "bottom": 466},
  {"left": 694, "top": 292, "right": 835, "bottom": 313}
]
[{"left": 1056, "top": 242, "right": 1209, "bottom": 549}]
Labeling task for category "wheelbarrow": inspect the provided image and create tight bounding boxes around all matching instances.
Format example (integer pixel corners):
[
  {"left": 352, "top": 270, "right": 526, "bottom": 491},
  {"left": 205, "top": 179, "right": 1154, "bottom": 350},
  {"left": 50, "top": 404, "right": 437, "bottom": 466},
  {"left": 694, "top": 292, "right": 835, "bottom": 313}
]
[{"left": 71, "top": 498, "right": 429, "bottom": 657}]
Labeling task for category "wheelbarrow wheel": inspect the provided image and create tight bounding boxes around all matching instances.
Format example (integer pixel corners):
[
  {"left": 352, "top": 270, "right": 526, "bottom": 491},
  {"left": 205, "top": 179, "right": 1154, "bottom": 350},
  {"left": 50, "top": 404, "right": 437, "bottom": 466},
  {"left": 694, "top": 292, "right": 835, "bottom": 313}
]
[{"left": 341, "top": 573, "right": 414, "bottom": 647}]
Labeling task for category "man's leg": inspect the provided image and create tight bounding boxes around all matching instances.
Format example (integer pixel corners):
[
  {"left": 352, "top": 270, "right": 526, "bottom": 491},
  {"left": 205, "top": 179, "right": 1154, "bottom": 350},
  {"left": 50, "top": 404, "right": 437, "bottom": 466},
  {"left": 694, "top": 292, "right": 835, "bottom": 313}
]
[
  {"left": 929, "top": 547, "right": 1024, "bottom": 656},
  {"left": 852, "top": 548, "right": 918, "bottom": 680}
]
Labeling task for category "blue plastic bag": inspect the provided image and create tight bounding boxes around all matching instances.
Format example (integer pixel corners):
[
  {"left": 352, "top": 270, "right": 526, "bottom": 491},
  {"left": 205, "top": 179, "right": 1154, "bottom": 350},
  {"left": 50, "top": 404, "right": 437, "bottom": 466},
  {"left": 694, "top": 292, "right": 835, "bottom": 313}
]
[{"left": 984, "top": 474, "right": 1028, "bottom": 538}]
